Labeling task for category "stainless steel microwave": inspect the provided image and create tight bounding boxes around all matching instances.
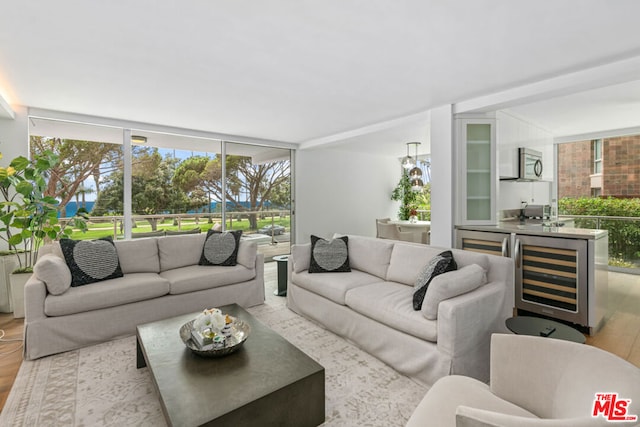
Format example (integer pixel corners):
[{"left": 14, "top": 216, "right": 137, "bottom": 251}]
[{"left": 519, "top": 148, "right": 543, "bottom": 180}]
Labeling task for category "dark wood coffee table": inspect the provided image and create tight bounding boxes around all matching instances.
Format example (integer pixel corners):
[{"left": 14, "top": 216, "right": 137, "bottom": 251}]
[
  {"left": 506, "top": 315, "right": 586, "bottom": 344},
  {"left": 136, "top": 304, "right": 325, "bottom": 427}
]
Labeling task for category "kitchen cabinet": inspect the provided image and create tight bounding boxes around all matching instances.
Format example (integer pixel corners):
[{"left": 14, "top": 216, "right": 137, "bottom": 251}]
[
  {"left": 455, "top": 224, "right": 608, "bottom": 335},
  {"left": 455, "top": 115, "right": 497, "bottom": 225}
]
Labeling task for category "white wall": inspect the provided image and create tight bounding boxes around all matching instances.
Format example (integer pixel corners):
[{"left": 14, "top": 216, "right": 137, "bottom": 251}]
[
  {"left": 430, "top": 105, "right": 454, "bottom": 247},
  {"left": 499, "top": 180, "right": 552, "bottom": 211},
  {"left": 0, "top": 106, "right": 29, "bottom": 251},
  {"left": 294, "top": 147, "right": 399, "bottom": 244},
  {"left": 0, "top": 105, "right": 29, "bottom": 164},
  {"left": 496, "top": 110, "right": 555, "bottom": 212}
]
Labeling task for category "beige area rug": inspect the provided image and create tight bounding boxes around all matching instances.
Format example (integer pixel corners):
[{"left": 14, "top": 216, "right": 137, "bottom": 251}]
[{"left": 1, "top": 284, "right": 427, "bottom": 426}]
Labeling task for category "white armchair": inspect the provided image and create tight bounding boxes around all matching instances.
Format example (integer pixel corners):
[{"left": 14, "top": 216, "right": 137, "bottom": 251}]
[{"left": 407, "top": 333, "right": 640, "bottom": 427}]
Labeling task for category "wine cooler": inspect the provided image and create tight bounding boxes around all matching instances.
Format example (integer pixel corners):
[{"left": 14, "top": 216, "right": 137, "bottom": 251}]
[
  {"left": 514, "top": 233, "right": 609, "bottom": 334},
  {"left": 456, "top": 227, "right": 608, "bottom": 335},
  {"left": 456, "top": 229, "right": 511, "bottom": 257}
]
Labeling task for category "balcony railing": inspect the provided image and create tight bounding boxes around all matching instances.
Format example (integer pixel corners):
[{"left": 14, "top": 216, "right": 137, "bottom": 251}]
[
  {"left": 61, "top": 210, "right": 291, "bottom": 261},
  {"left": 560, "top": 214, "right": 640, "bottom": 272}
]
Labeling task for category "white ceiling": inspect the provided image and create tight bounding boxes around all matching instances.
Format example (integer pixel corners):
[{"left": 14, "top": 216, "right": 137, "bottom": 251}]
[
  {"left": 3, "top": 1, "right": 640, "bottom": 158},
  {"left": 505, "top": 79, "right": 640, "bottom": 138}
]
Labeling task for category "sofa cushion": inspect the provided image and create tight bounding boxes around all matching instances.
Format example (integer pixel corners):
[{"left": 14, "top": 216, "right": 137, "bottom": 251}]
[
  {"left": 161, "top": 264, "right": 256, "bottom": 295},
  {"left": 345, "top": 281, "right": 437, "bottom": 342},
  {"left": 44, "top": 273, "right": 170, "bottom": 316},
  {"left": 386, "top": 244, "right": 445, "bottom": 286},
  {"left": 236, "top": 240, "right": 257, "bottom": 270},
  {"left": 33, "top": 254, "right": 72, "bottom": 295},
  {"left": 199, "top": 229, "right": 242, "bottom": 266},
  {"left": 291, "top": 270, "right": 381, "bottom": 305},
  {"left": 60, "top": 237, "right": 124, "bottom": 287},
  {"left": 114, "top": 238, "right": 160, "bottom": 274},
  {"left": 422, "top": 264, "right": 488, "bottom": 320},
  {"left": 338, "top": 234, "right": 394, "bottom": 279},
  {"left": 158, "top": 233, "right": 206, "bottom": 271},
  {"left": 309, "top": 235, "right": 351, "bottom": 273},
  {"left": 413, "top": 250, "right": 457, "bottom": 311}
]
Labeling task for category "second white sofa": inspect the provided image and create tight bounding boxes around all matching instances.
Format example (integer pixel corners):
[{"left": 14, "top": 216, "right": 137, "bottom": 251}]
[{"left": 287, "top": 234, "right": 514, "bottom": 386}]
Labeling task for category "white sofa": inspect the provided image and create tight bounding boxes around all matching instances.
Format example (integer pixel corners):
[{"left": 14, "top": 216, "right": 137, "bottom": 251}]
[
  {"left": 24, "top": 233, "right": 265, "bottom": 360},
  {"left": 407, "top": 333, "right": 640, "bottom": 427},
  {"left": 287, "top": 234, "right": 514, "bottom": 386}
]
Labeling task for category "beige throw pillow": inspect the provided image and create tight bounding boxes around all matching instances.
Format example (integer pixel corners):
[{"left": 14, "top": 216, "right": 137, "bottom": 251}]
[
  {"left": 33, "top": 254, "right": 72, "bottom": 295},
  {"left": 422, "top": 263, "right": 487, "bottom": 320}
]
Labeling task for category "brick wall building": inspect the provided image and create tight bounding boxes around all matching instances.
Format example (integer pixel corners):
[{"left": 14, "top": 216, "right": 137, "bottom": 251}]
[
  {"left": 558, "top": 134, "right": 640, "bottom": 198},
  {"left": 558, "top": 140, "right": 592, "bottom": 198}
]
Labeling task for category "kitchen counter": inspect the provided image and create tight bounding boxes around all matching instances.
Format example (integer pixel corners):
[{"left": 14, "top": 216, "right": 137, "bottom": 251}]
[{"left": 456, "top": 220, "right": 607, "bottom": 240}]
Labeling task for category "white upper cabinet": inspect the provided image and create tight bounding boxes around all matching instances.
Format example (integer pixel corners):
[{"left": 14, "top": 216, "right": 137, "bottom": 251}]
[{"left": 455, "top": 114, "right": 497, "bottom": 225}]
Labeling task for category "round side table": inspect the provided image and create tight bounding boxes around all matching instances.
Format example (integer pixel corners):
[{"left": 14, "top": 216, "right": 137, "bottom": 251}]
[
  {"left": 272, "top": 255, "right": 289, "bottom": 296},
  {"left": 505, "top": 316, "right": 586, "bottom": 344}
]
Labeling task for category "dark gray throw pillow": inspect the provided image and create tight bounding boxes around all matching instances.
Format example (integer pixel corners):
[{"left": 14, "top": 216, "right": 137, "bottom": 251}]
[
  {"left": 309, "top": 235, "right": 351, "bottom": 273},
  {"left": 59, "top": 237, "right": 124, "bottom": 287},
  {"left": 413, "top": 250, "right": 457, "bottom": 310},
  {"left": 199, "top": 229, "right": 242, "bottom": 266}
]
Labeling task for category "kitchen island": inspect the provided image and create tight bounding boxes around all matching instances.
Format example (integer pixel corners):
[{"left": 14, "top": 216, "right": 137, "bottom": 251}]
[{"left": 455, "top": 221, "right": 608, "bottom": 335}]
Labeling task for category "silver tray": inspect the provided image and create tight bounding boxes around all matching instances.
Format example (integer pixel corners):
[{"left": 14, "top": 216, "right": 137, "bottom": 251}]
[{"left": 179, "top": 317, "right": 251, "bottom": 358}]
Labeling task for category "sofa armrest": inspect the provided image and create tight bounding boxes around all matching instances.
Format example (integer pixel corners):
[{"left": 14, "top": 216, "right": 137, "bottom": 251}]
[
  {"left": 290, "top": 243, "right": 311, "bottom": 273},
  {"left": 437, "top": 280, "right": 509, "bottom": 381},
  {"left": 24, "top": 275, "right": 48, "bottom": 322}
]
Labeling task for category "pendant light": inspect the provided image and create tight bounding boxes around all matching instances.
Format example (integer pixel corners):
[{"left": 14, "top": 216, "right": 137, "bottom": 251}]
[
  {"left": 408, "top": 142, "right": 423, "bottom": 191},
  {"left": 410, "top": 177, "right": 424, "bottom": 191},
  {"left": 401, "top": 142, "right": 418, "bottom": 169}
]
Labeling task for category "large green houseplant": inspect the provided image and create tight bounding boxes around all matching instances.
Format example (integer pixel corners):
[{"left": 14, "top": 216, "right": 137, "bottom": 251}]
[
  {"left": 0, "top": 150, "right": 87, "bottom": 273},
  {"left": 391, "top": 173, "right": 421, "bottom": 220},
  {"left": 390, "top": 172, "right": 432, "bottom": 221}
]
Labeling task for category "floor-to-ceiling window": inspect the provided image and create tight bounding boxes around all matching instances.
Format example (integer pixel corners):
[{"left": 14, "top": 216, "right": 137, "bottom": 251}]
[
  {"left": 225, "top": 141, "right": 292, "bottom": 260},
  {"left": 28, "top": 116, "right": 293, "bottom": 259}
]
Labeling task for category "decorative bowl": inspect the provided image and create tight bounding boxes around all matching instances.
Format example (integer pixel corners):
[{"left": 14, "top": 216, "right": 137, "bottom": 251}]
[{"left": 179, "top": 317, "right": 251, "bottom": 358}]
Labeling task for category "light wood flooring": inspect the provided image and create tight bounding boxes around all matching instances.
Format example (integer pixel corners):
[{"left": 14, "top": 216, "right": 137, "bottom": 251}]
[{"left": 0, "top": 265, "right": 639, "bottom": 412}]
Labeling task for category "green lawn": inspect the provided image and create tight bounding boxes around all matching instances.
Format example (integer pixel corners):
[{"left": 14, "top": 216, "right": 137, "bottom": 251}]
[{"left": 69, "top": 216, "right": 291, "bottom": 240}]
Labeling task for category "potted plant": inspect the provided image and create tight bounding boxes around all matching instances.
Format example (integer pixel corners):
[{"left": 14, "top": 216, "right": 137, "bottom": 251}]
[
  {"left": 1, "top": 150, "right": 87, "bottom": 317},
  {"left": 0, "top": 152, "right": 26, "bottom": 313},
  {"left": 391, "top": 173, "right": 421, "bottom": 220}
]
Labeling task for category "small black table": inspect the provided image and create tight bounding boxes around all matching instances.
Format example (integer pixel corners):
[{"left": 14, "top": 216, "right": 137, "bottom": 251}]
[
  {"left": 272, "top": 255, "right": 289, "bottom": 296},
  {"left": 506, "top": 316, "right": 586, "bottom": 344}
]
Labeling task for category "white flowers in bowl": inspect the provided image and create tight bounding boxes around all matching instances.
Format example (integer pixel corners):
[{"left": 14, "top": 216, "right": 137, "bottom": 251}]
[
  {"left": 194, "top": 308, "right": 227, "bottom": 335},
  {"left": 191, "top": 308, "right": 233, "bottom": 349}
]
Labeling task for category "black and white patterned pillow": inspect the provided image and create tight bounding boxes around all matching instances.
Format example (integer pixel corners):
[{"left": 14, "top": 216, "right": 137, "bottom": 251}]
[
  {"left": 308, "top": 235, "right": 351, "bottom": 273},
  {"left": 199, "top": 229, "right": 242, "bottom": 266},
  {"left": 59, "top": 237, "right": 124, "bottom": 287},
  {"left": 413, "top": 250, "right": 457, "bottom": 310}
]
